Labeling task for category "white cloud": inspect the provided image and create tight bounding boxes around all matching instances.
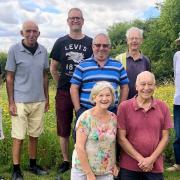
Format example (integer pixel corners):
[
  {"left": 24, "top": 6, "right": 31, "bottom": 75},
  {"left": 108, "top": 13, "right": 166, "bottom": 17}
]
[{"left": 0, "top": 0, "right": 162, "bottom": 52}]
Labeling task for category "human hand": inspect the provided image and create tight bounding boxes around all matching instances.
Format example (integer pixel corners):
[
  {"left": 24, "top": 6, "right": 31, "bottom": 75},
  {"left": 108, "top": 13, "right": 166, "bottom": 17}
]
[
  {"left": 9, "top": 102, "right": 17, "bottom": 116},
  {"left": 112, "top": 164, "right": 119, "bottom": 177},
  {"left": 87, "top": 172, "right": 96, "bottom": 180},
  {"left": 138, "top": 157, "right": 154, "bottom": 172}
]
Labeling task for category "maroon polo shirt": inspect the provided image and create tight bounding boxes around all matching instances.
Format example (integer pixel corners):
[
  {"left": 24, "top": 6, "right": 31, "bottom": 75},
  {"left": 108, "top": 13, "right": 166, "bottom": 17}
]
[{"left": 117, "top": 97, "right": 173, "bottom": 173}]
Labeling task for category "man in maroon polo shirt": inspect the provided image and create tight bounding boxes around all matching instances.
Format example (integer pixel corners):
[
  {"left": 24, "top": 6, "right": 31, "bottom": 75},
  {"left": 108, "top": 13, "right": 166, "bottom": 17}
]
[{"left": 117, "top": 71, "right": 172, "bottom": 180}]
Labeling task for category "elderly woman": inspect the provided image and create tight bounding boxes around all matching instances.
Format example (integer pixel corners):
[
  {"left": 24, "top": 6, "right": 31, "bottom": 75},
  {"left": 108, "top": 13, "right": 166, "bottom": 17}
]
[{"left": 71, "top": 81, "right": 118, "bottom": 180}]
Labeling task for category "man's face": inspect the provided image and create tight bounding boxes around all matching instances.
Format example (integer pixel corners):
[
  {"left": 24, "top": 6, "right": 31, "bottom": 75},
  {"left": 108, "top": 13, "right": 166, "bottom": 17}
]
[
  {"left": 92, "top": 35, "right": 111, "bottom": 62},
  {"left": 136, "top": 73, "right": 155, "bottom": 100},
  {"left": 127, "top": 30, "right": 142, "bottom": 51},
  {"left": 67, "top": 10, "right": 84, "bottom": 32},
  {"left": 21, "top": 22, "right": 40, "bottom": 47}
]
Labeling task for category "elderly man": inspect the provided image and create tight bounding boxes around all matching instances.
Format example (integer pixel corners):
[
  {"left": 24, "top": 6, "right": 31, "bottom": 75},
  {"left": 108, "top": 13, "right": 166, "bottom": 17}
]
[
  {"left": 6, "top": 20, "right": 49, "bottom": 180},
  {"left": 167, "top": 33, "right": 180, "bottom": 172},
  {"left": 50, "top": 8, "right": 92, "bottom": 174},
  {"left": 116, "top": 27, "right": 150, "bottom": 99},
  {"left": 70, "top": 33, "right": 129, "bottom": 125},
  {"left": 117, "top": 71, "right": 172, "bottom": 180}
]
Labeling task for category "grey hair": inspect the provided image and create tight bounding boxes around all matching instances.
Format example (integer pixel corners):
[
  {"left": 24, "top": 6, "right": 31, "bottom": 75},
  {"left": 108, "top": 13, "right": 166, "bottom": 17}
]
[
  {"left": 136, "top": 71, "right": 156, "bottom": 85},
  {"left": 92, "top": 33, "right": 111, "bottom": 46},
  {"left": 89, "top": 81, "right": 115, "bottom": 104},
  {"left": 126, "top": 27, "right": 143, "bottom": 39},
  {"left": 68, "top": 8, "right": 83, "bottom": 18}
]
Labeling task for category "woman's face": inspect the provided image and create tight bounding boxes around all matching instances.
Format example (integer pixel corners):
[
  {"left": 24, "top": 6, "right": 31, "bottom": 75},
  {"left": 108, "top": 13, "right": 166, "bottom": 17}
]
[{"left": 93, "top": 88, "right": 113, "bottom": 110}]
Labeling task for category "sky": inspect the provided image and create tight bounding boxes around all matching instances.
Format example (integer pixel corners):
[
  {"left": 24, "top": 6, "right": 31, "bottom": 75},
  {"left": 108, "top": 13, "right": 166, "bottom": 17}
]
[{"left": 0, "top": 0, "right": 163, "bottom": 52}]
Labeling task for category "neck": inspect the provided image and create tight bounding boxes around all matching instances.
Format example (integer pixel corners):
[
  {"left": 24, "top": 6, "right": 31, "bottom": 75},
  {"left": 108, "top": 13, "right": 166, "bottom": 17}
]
[
  {"left": 69, "top": 31, "right": 84, "bottom": 40},
  {"left": 136, "top": 96, "right": 152, "bottom": 107},
  {"left": 128, "top": 49, "right": 141, "bottom": 60},
  {"left": 92, "top": 106, "right": 108, "bottom": 115},
  {"left": 23, "top": 40, "right": 36, "bottom": 48}
]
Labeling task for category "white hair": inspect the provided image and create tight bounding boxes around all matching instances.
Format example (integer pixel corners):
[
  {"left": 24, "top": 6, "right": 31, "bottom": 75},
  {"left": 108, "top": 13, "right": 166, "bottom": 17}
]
[
  {"left": 90, "top": 81, "right": 115, "bottom": 104},
  {"left": 126, "top": 27, "right": 143, "bottom": 39}
]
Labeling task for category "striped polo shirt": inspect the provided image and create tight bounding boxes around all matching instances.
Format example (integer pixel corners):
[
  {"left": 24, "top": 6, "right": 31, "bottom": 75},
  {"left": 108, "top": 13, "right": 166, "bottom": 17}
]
[{"left": 70, "top": 57, "right": 129, "bottom": 109}]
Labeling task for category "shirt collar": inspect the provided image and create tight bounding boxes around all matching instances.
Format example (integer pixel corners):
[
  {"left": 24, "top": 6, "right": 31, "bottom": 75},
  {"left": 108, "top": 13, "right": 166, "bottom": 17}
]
[
  {"left": 126, "top": 51, "right": 143, "bottom": 60},
  {"left": 19, "top": 41, "right": 41, "bottom": 55},
  {"left": 132, "top": 95, "right": 157, "bottom": 111}
]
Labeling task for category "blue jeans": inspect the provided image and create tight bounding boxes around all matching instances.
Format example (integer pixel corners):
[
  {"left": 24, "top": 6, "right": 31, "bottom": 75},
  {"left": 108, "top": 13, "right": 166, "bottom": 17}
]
[{"left": 173, "top": 105, "right": 180, "bottom": 164}]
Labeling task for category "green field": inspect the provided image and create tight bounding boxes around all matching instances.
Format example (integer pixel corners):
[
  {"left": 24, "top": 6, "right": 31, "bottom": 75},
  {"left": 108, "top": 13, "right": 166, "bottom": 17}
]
[{"left": 0, "top": 84, "right": 179, "bottom": 180}]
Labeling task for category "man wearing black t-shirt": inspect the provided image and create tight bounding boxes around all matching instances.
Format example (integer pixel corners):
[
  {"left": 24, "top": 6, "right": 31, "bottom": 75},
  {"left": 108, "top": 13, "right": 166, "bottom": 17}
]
[{"left": 50, "top": 8, "right": 93, "bottom": 174}]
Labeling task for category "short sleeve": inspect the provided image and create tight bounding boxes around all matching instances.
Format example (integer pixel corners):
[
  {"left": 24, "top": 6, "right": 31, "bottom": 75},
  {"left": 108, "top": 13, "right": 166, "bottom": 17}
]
[
  {"left": 44, "top": 49, "right": 49, "bottom": 70},
  {"left": 76, "top": 111, "right": 91, "bottom": 135},
  {"left": 5, "top": 46, "right": 16, "bottom": 72},
  {"left": 161, "top": 102, "right": 173, "bottom": 130},
  {"left": 70, "top": 64, "right": 83, "bottom": 86}
]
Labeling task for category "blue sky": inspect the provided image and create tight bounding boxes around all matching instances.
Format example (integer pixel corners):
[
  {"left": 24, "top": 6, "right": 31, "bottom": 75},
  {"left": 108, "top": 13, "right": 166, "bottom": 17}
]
[{"left": 0, "top": 0, "right": 162, "bottom": 52}]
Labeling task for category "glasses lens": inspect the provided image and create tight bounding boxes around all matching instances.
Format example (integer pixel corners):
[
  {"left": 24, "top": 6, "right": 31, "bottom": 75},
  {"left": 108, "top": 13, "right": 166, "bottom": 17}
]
[{"left": 68, "top": 17, "right": 82, "bottom": 21}]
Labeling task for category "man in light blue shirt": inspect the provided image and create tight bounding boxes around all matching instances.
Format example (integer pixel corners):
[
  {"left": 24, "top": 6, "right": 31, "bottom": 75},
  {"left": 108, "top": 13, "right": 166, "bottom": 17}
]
[{"left": 5, "top": 20, "right": 49, "bottom": 180}]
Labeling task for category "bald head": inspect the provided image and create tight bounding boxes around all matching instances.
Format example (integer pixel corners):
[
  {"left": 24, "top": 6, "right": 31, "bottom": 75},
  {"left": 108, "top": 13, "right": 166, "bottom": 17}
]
[
  {"left": 135, "top": 71, "right": 156, "bottom": 99},
  {"left": 136, "top": 71, "right": 155, "bottom": 86},
  {"left": 22, "top": 20, "right": 39, "bottom": 31},
  {"left": 21, "top": 20, "right": 40, "bottom": 47}
]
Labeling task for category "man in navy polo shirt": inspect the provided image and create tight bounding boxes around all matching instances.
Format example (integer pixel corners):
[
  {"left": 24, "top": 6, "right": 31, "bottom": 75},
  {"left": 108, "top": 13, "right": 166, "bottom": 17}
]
[{"left": 116, "top": 27, "right": 150, "bottom": 99}]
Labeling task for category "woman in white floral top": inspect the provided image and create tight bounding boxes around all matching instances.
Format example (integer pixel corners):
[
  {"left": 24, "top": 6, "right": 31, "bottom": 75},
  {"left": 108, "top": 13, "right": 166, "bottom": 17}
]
[{"left": 71, "top": 81, "right": 119, "bottom": 180}]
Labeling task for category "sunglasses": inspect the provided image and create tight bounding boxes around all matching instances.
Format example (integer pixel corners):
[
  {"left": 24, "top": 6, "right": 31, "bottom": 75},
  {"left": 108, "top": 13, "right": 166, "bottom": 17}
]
[{"left": 93, "top": 44, "right": 110, "bottom": 48}]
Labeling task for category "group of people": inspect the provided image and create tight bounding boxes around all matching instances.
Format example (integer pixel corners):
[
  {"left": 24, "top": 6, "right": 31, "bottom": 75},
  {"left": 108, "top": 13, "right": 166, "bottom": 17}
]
[{"left": 0, "top": 7, "right": 179, "bottom": 180}]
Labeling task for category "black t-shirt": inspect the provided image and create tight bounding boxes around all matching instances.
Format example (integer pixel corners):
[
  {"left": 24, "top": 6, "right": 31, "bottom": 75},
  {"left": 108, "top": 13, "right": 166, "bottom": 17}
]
[{"left": 50, "top": 35, "right": 93, "bottom": 90}]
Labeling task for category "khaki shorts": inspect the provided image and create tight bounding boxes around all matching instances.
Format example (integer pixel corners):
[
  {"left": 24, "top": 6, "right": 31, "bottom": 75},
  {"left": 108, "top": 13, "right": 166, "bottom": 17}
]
[{"left": 11, "top": 102, "right": 45, "bottom": 139}]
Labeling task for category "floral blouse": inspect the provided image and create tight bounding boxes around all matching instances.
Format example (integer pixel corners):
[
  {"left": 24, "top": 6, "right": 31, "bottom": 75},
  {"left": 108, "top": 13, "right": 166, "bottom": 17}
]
[{"left": 72, "top": 109, "right": 117, "bottom": 175}]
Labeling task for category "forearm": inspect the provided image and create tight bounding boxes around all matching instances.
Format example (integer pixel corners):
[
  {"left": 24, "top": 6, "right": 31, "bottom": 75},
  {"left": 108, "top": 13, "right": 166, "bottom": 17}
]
[
  {"left": 51, "top": 70, "right": 59, "bottom": 82},
  {"left": 149, "top": 130, "right": 169, "bottom": 162},
  {"left": 76, "top": 146, "right": 93, "bottom": 175},
  {"left": 50, "top": 59, "right": 60, "bottom": 83},
  {"left": 118, "top": 132, "right": 143, "bottom": 162},
  {"left": 43, "top": 70, "right": 49, "bottom": 101},
  {"left": 119, "top": 84, "right": 129, "bottom": 103},
  {"left": 70, "top": 85, "right": 80, "bottom": 111},
  {"left": 6, "top": 72, "right": 15, "bottom": 104}
]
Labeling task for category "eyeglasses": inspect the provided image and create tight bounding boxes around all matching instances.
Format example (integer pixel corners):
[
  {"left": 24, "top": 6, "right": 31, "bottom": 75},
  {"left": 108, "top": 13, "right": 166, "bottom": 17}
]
[
  {"left": 128, "top": 37, "right": 141, "bottom": 41},
  {"left": 93, "top": 44, "right": 110, "bottom": 48},
  {"left": 68, "top": 17, "right": 83, "bottom": 21}
]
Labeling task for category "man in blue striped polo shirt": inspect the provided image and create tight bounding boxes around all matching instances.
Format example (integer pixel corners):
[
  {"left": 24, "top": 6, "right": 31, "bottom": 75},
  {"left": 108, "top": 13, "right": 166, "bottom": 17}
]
[{"left": 70, "top": 33, "right": 129, "bottom": 118}]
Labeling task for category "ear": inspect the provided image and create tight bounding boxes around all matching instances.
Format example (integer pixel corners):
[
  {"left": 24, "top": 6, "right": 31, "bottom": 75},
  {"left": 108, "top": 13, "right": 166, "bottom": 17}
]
[{"left": 20, "top": 30, "right": 23, "bottom": 37}]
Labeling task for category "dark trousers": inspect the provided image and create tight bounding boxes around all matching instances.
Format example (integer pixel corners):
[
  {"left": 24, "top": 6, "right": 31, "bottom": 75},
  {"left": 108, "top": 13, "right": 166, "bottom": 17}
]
[
  {"left": 119, "top": 168, "right": 164, "bottom": 180},
  {"left": 173, "top": 105, "right": 180, "bottom": 164}
]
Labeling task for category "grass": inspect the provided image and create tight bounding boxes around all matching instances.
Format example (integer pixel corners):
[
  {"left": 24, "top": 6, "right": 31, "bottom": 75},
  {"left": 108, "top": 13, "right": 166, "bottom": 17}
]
[{"left": 0, "top": 83, "right": 179, "bottom": 179}]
